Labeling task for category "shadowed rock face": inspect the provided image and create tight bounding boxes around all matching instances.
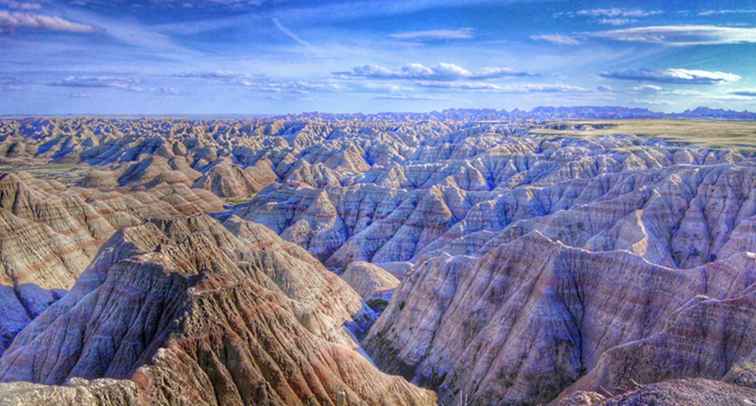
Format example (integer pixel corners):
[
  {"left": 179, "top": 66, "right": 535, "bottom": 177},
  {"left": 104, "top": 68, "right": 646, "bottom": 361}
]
[{"left": 0, "top": 214, "right": 434, "bottom": 405}]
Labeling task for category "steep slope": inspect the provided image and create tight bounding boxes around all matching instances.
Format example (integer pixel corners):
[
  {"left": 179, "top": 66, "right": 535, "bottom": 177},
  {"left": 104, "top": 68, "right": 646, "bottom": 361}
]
[
  {"left": 193, "top": 158, "right": 277, "bottom": 199},
  {"left": 0, "top": 214, "right": 435, "bottom": 405},
  {"left": 365, "top": 232, "right": 755, "bottom": 405},
  {"left": 341, "top": 261, "right": 400, "bottom": 306},
  {"left": 0, "top": 171, "right": 224, "bottom": 354}
]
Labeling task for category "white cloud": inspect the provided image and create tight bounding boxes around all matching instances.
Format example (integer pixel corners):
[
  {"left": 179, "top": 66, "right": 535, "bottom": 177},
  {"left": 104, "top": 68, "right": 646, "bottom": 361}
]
[
  {"left": 272, "top": 17, "right": 312, "bottom": 48},
  {"left": 389, "top": 28, "right": 474, "bottom": 41},
  {"left": 601, "top": 68, "right": 741, "bottom": 85},
  {"left": 48, "top": 76, "right": 144, "bottom": 92},
  {"left": 576, "top": 8, "right": 661, "bottom": 18},
  {"left": 174, "top": 71, "right": 247, "bottom": 80},
  {"left": 591, "top": 25, "right": 756, "bottom": 45},
  {"left": 238, "top": 78, "right": 343, "bottom": 94},
  {"left": 373, "top": 94, "right": 450, "bottom": 101},
  {"left": 0, "top": 10, "right": 96, "bottom": 33},
  {"left": 697, "top": 9, "right": 756, "bottom": 16},
  {"left": 0, "top": 0, "right": 41, "bottom": 10},
  {"left": 529, "top": 34, "right": 580, "bottom": 45},
  {"left": 336, "top": 63, "right": 536, "bottom": 80},
  {"left": 598, "top": 18, "right": 637, "bottom": 26},
  {"left": 415, "top": 81, "right": 588, "bottom": 93},
  {"left": 633, "top": 84, "right": 663, "bottom": 93}
]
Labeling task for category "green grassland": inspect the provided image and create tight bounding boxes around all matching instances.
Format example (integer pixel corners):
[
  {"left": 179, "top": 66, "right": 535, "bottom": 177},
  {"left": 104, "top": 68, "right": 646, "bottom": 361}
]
[{"left": 530, "top": 120, "right": 756, "bottom": 151}]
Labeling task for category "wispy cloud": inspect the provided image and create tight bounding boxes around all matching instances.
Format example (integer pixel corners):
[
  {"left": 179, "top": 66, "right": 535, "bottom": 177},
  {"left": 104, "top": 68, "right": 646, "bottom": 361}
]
[
  {"left": 633, "top": 84, "right": 663, "bottom": 93},
  {"left": 555, "top": 8, "right": 660, "bottom": 26},
  {"left": 238, "top": 78, "right": 342, "bottom": 94},
  {"left": 576, "top": 8, "right": 662, "bottom": 18},
  {"left": 189, "top": 69, "right": 415, "bottom": 96},
  {"left": 591, "top": 25, "right": 756, "bottom": 45},
  {"left": 272, "top": 17, "right": 312, "bottom": 48},
  {"left": 373, "top": 94, "right": 450, "bottom": 101},
  {"left": 0, "top": 0, "right": 41, "bottom": 10},
  {"left": 529, "top": 34, "right": 580, "bottom": 45},
  {"left": 50, "top": 5, "right": 196, "bottom": 56},
  {"left": 0, "top": 76, "right": 22, "bottom": 91},
  {"left": 697, "top": 9, "right": 756, "bottom": 16},
  {"left": 730, "top": 90, "right": 756, "bottom": 97},
  {"left": 600, "top": 68, "right": 741, "bottom": 85},
  {"left": 389, "top": 28, "right": 474, "bottom": 41},
  {"left": 66, "top": 92, "right": 91, "bottom": 98},
  {"left": 335, "top": 63, "right": 536, "bottom": 81},
  {"left": 48, "top": 75, "right": 144, "bottom": 92},
  {"left": 415, "top": 81, "right": 588, "bottom": 93},
  {"left": 598, "top": 18, "right": 637, "bottom": 26},
  {"left": 0, "top": 10, "right": 96, "bottom": 33},
  {"left": 174, "top": 71, "right": 247, "bottom": 80}
]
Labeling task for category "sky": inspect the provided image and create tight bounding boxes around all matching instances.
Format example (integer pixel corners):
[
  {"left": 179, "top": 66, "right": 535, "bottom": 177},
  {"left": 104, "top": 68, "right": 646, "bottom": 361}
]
[{"left": 2, "top": 0, "right": 756, "bottom": 114}]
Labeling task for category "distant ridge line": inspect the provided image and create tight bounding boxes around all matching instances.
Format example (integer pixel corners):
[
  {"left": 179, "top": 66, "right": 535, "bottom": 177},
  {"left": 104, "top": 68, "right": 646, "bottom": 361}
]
[{"left": 2, "top": 106, "right": 755, "bottom": 121}]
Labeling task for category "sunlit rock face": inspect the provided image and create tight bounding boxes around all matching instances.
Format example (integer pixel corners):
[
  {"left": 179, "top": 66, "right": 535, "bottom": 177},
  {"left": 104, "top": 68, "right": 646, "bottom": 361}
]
[
  {"left": 0, "top": 116, "right": 753, "bottom": 405},
  {"left": 0, "top": 171, "right": 222, "bottom": 355}
]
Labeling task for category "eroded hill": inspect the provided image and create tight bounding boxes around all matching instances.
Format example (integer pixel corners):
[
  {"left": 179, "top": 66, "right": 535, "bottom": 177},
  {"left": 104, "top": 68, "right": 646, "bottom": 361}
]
[{"left": 0, "top": 115, "right": 753, "bottom": 405}]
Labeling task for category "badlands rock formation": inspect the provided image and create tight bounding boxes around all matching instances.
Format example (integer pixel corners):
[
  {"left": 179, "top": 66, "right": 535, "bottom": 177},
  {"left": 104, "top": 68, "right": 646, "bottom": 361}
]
[
  {"left": 0, "top": 214, "right": 434, "bottom": 405},
  {"left": 0, "top": 171, "right": 222, "bottom": 354},
  {"left": 0, "top": 378, "right": 140, "bottom": 406},
  {"left": 0, "top": 115, "right": 753, "bottom": 405},
  {"left": 341, "top": 261, "right": 400, "bottom": 306}
]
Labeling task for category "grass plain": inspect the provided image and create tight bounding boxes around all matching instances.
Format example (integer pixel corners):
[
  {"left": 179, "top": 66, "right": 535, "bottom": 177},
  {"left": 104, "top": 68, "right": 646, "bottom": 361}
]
[{"left": 531, "top": 120, "right": 756, "bottom": 150}]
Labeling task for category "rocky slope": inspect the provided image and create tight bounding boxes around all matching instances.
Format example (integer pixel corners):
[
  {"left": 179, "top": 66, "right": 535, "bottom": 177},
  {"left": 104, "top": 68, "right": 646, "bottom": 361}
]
[
  {"left": 365, "top": 232, "right": 754, "bottom": 404},
  {"left": 341, "top": 261, "right": 400, "bottom": 306},
  {"left": 0, "top": 116, "right": 754, "bottom": 405},
  {"left": 0, "top": 170, "right": 223, "bottom": 354},
  {"left": 0, "top": 214, "right": 434, "bottom": 405}
]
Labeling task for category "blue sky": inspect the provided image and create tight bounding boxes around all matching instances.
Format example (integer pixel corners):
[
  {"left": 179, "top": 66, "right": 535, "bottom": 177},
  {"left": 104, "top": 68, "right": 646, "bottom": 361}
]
[{"left": 2, "top": 0, "right": 756, "bottom": 114}]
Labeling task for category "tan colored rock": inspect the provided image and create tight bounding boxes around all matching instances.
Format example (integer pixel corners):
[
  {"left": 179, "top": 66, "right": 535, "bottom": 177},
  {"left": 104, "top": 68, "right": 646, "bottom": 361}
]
[
  {"left": 341, "top": 261, "right": 400, "bottom": 305},
  {"left": 0, "top": 378, "right": 140, "bottom": 406},
  {"left": 193, "top": 157, "right": 276, "bottom": 199}
]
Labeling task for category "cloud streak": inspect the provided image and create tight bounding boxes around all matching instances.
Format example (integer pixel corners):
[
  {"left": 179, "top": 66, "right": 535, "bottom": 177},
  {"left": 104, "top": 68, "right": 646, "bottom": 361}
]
[
  {"left": 591, "top": 25, "right": 756, "bottom": 45},
  {"left": 335, "top": 63, "right": 536, "bottom": 81},
  {"left": 48, "top": 76, "right": 144, "bottom": 92},
  {"left": 530, "top": 34, "right": 580, "bottom": 45},
  {"left": 730, "top": 90, "right": 756, "bottom": 97},
  {"left": 271, "top": 17, "right": 312, "bottom": 48},
  {"left": 389, "top": 28, "right": 474, "bottom": 41},
  {"left": 0, "top": 10, "right": 97, "bottom": 33},
  {"left": 0, "top": 0, "right": 41, "bottom": 10},
  {"left": 600, "top": 68, "right": 741, "bottom": 85},
  {"left": 576, "top": 8, "right": 661, "bottom": 18},
  {"left": 415, "top": 81, "right": 588, "bottom": 93}
]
